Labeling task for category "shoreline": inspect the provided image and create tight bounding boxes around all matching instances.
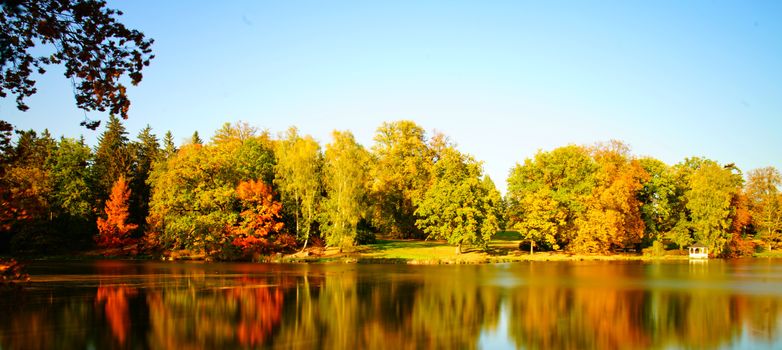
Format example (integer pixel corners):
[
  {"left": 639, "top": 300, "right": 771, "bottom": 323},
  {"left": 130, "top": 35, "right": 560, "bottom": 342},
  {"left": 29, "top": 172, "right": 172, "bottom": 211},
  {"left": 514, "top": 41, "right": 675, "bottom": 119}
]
[{"left": 8, "top": 237, "right": 781, "bottom": 264}]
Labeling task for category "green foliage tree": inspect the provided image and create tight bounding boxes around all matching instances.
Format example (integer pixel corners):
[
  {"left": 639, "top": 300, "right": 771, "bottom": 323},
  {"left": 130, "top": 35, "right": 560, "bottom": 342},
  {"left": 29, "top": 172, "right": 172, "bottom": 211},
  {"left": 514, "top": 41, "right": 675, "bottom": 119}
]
[
  {"left": 481, "top": 176, "right": 504, "bottom": 232},
  {"left": 685, "top": 160, "right": 742, "bottom": 256},
  {"left": 746, "top": 167, "right": 782, "bottom": 250},
  {"left": 274, "top": 127, "right": 323, "bottom": 249},
  {"left": 321, "top": 130, "right": 371, "bottom": 250},
  {"left": 161, "top": 131, "right": 177, "bottom": 159},
  {"left": 637, "top": 157, "right": 683, "bottom": 243},
  {"left": 414, "top": 144, "right": 499, "bottom": 253},
  {"left": 666, "top": 214, "right": 693, "bottom": 251},
  {"left": 0, "top": 0, "right": 154, "bottom": 124},
  {"left": 507, "top": 145, "right": 597, "bottom": 250},
  {"left": 513, "top": 188, "right": 567, "bottom": 251},
  {"left": 92, "top": 115, "right": 132, "bottom": 204},
  {"left": 129, "top": 126, "right": 159, "bottom": 230},
  {"left": 2, "top": 129, "right": 56, "bottom": 224},
  {"left": 2, "top": 129, "right": 99, "bottom": 252},
  {"left": 49, "top": 136, "right": 93, "bottom": 218},
  {"left": 370, "top": 120, "right": 432, "bottom": 238},
  {"left": 190, "top": 131, "right": 203, "bottom": 145}
]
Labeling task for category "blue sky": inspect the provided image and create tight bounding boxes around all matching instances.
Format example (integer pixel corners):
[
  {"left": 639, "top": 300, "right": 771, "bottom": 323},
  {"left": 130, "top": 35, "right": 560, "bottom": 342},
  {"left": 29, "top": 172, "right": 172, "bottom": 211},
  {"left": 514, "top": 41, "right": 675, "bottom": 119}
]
[{"left": 2, "top": 1, "right": 781, "bottom": 193}]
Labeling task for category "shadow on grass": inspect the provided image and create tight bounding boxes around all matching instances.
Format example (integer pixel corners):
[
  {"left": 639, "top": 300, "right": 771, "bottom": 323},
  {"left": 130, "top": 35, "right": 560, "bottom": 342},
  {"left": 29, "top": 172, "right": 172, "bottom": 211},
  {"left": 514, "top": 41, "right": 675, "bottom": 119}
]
[
  {"left": 369, "top": 240, "right": 444, "bottom": 252},
  {"left": 492, "top": 231, "right": 523, "bottom": 241}
]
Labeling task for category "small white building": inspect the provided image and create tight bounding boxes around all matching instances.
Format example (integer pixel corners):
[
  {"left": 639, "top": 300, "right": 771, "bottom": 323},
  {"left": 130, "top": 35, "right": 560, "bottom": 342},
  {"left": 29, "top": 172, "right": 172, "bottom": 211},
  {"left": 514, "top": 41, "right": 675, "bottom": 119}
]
[{"left": 689, "top": 243, "right": 709, "bottom": 259}]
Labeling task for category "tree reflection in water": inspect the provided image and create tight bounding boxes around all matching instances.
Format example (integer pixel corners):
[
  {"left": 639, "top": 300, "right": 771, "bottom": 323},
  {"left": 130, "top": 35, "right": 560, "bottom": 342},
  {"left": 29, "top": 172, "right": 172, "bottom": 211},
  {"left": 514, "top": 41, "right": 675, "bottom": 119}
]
[
  {"left": 0, "top": 261, "right": 781, "bottom": 349},
  {"left": 96, "top": 285, "right": 137, "bottom": 345}
]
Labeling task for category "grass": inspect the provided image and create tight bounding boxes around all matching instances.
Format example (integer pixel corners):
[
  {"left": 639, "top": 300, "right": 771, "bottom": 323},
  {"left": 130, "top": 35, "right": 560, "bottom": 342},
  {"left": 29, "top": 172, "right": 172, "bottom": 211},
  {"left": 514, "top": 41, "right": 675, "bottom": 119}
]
[
  {"left": 753, "top": 250, "right": 782, "bottom": 258},
  {"left": 282, "top": 231, "right": 691, "bottom": 264}
]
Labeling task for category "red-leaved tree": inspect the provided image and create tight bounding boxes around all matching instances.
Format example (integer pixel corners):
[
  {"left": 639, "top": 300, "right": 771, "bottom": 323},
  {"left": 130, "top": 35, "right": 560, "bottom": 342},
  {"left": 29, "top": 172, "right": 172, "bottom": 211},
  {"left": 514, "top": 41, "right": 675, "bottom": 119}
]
[
  {"left": 96, "top": 176, "right": 137, "bottom": 248},
  {"left": 231, "top": 180, "right": 284, "bottom": 254}
]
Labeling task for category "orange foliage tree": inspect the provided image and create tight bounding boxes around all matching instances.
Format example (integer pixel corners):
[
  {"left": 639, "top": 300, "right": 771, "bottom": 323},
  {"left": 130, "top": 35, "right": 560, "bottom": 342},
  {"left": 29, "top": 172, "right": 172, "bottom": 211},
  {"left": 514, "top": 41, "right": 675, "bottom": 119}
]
[
  {"left": 231, "top": 180, "right": 285, "bottom": 254},
  {"left": 96, "top": 176, "right": 138, "bottom": 248}
]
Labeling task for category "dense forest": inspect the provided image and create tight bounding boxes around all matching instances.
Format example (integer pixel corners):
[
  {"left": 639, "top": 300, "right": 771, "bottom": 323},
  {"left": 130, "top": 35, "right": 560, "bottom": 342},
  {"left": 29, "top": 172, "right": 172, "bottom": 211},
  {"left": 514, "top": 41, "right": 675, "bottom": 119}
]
[{"left": 0, "top": 118, "right": 779, "bottom": 259}]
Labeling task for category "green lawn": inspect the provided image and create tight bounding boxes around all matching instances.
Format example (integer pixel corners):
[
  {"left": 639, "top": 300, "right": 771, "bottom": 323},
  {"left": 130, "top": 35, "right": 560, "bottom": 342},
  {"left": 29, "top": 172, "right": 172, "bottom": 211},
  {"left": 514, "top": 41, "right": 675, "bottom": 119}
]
[
  {"left": 492, "top": 231, "right": 523, "bottom": 241},
  {"left": 284, "top": 231, "right": 690, "bottom": 264}
]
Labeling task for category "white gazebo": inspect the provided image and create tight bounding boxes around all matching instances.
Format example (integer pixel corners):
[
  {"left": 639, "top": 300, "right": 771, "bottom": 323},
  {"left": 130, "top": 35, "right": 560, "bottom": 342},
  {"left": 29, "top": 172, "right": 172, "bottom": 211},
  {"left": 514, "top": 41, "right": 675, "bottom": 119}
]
[{"left": 688, "top": 243, "right": 709, "bottom": 259}]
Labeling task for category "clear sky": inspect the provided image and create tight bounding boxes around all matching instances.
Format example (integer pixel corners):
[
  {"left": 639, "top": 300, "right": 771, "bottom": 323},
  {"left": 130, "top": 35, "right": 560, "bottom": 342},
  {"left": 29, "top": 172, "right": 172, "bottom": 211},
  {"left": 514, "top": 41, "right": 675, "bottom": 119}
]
[{"left": 2, "top": 1, "right": 781, "bottom": 193}]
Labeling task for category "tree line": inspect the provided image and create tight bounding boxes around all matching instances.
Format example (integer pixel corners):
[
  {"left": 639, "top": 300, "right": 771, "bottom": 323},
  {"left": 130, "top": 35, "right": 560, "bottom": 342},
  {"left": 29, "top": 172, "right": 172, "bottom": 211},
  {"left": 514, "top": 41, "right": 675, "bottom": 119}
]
[
  {"left": 507, "top": 141, "right": 781, "bottom": 256},
  {"left": 0, "top": 119, "right": 501, "bottom": 258},
  {"left": 0, "top": 118, "right": 780, "bottom": 258}
]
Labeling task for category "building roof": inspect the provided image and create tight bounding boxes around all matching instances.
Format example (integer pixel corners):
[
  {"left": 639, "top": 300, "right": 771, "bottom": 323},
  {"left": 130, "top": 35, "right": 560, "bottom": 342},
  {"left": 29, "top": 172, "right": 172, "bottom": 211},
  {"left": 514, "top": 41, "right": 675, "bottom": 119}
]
[{"left": 690, "top": 242, "right": 708, "bottom": 248}]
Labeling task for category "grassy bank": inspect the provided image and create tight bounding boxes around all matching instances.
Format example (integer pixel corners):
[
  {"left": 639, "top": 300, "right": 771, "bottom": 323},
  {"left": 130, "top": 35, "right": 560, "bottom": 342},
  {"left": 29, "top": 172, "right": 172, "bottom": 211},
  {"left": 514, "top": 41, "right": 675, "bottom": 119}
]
[
  {"left": 281, "top": 232, "right": 689, "bottom": 264},
  {"left": 53, "top": 231, "right": 708, "bottom": 264}
]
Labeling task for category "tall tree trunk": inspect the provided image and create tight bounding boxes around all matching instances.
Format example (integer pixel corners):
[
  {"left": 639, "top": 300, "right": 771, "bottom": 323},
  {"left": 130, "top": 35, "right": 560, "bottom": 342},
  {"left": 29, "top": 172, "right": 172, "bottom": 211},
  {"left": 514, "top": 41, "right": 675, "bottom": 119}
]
[
  {"left": 455, "top": 243, "right": 462, "bottom": 255},
  {"left": 530, "top": 240, "right": 534, "bottom": 255}
]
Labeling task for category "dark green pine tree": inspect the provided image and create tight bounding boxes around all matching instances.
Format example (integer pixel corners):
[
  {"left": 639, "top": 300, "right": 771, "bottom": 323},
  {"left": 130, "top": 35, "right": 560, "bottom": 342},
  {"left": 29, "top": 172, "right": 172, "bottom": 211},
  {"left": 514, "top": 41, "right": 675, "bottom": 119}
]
[
  {"left": 92, "top": 115, "right": 133, "bottom": 206},
  {"left": 130, "top": 125, "right": 160, "bottom": 230},
  {"left": 190, "top": 131, "right": 203, "bottom": 145}
]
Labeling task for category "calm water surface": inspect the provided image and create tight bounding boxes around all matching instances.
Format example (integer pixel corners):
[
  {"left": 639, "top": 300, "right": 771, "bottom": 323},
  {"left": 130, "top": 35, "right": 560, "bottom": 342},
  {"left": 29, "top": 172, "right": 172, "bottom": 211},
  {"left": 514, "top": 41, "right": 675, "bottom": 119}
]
[{"left": 2, "top": 259, "right": 782, "bottom": 349}]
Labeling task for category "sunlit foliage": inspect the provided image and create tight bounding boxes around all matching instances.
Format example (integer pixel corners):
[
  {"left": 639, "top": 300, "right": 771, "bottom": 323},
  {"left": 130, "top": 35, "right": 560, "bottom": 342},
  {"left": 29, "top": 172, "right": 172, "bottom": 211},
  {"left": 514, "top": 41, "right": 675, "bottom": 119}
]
[
  {"left": 370, "top": 120, "right": 432, "bottom": 238},
  {"left": 746, "top": 167, "right": 782, "bottom": 250},
  {"left": 321, "top": 130, "right": 371, "bottom": 250},
  {"left": 230, "top": 180, "right": 284, "bottom": 255},
  {"left": 571, "top": 141, "right": 648, "bottom": 253},
  {"left": 415, "top": 143, "right": 500, "bottom": 253},
  {"left": 684, "top": 160, "right": 742, "bottom": 256},
  {"left": 146, "top": 122, "right": 276, "bottom": 256},
  {"left": 507, "top": 145, "right": 597, "bottom": 251},
  {"left": 274, "top": 127, "right": 322, "bottom": 248},
  {"left": 96, "top": 176, "right": 137, "bottom": 248}
]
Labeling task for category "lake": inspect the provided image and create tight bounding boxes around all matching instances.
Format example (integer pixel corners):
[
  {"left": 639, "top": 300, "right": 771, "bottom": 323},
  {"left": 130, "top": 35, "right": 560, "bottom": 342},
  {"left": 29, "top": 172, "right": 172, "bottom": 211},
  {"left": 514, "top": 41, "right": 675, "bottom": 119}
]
[{"left": 1, "top": 259, "right": 782, "bottom": 349}]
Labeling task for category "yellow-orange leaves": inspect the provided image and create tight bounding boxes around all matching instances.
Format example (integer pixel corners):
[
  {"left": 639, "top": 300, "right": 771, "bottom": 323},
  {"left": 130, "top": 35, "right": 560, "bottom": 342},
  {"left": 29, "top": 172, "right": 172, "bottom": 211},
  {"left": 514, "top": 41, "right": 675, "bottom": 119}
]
[
  {"left": 96, "top": 176, "right": 138, "bottom": 248},
  {"left": 232, "top": 180, "right": 284, "bottom": 253}
]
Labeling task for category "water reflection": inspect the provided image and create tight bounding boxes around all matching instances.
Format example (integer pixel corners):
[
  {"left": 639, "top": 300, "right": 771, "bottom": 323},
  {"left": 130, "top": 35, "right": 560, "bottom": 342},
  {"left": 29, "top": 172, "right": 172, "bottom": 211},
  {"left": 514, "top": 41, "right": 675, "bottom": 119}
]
[{"left": 1, "top": 260, "right": 781, "bottom": 349}]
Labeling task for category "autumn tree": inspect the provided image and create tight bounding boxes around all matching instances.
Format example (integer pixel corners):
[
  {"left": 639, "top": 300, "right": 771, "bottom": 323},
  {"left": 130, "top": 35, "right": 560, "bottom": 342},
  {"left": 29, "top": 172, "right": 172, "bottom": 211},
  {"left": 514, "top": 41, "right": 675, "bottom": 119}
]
[
  {"left": 96, "top": 176, "right": 137, "bottom": 248},
  {"left": 370, "top": 120, "right": 432, "bottom": 238},
  {"left": 415, "top": 144, "right": 500, "bottom": 253},
  {"left": 0, "top": 121, "right": 14, "bottom": 235},
  {"left": 274, "top": 127, "right": 323, "bottom": 249},
  {"left": 746, "top": 167, "right": 782, "bottom": 250},
  {"left": 231, "top": 180, "right": 284, "bottom": 255},
  {"left": 0, "top": 0, "right": 154, "bottom": 125},
  {"left": 147, "top": 123, "right": 276, "bottom": 256},
  {"left": 0, "top": 129, "right": 58, "bottom": 252},
  {"left": 571, "top": 141, "right": 648, "bottom": 254},
  {"left": 321, "top": 130, "right": 371, "bottom": 250},
  {"left": 507, "top": 145, "right": 597, "bottom": 250},
  {"left": 2, "top": 129, "right": 56, "bottom": 224}
]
